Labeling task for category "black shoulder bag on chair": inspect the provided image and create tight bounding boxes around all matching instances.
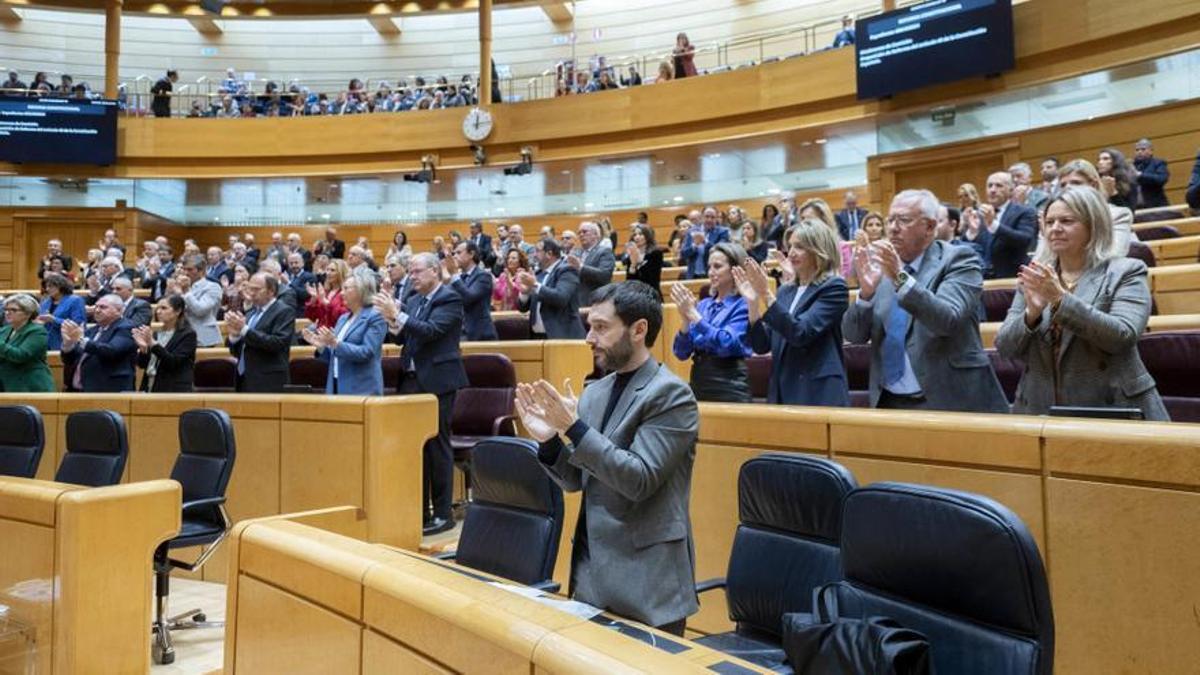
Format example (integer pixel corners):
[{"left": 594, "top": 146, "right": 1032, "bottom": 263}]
[{"left": 781, "top": 584, "right": 932, "bottom": 675}]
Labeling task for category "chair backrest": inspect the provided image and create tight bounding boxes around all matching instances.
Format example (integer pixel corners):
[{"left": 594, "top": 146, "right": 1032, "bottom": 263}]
[
  {"left": 986, "top": 349, "right": 1022, "bottom": 404},
  {"left": 747, "top": 354, "right": 772, "bottom": 402},
  {"left": 193, "top": 357, "right": 237, "bottom": 392},
  {"left": 455, "top": 438, "right": 563, "bottom": 585},
  {"left": 1134, "top": 225, "right": 1179, "bottom": 241},
  {"left": 493, "top": 316, "right": 530, "bottom": 341},
  {"left": 173, "top": 409, "right": 237, "bottom": 528},
  {"left": 56, "top": 410, "right": 129, "bottom": 487},
  {"left": 0, "top": 405, "right": 45, "bottom": 479},
  {"left": 288, "top": 358, "right": 329, "bottom": 391},
  {"left": 726, "top": 454, "right": 857, "bottom": 638},
  {"left": 452, "top": 354, "right": 517, "bottom": 437},
  {"left": 1126, "top": 241, "right": 1157, "bottom": 268},
  {"left": 835, "top": 483, "right": 1054, "bottom": 675},
  {"left": 1137, "top": 331, "right": 1200, "bottom": 422},
  {"left": 381, "top": 356, "right": 403, "bottom": 394},
  {"left": 842, "top": 343, "right": 871, "bottom": 393},
  {"left": 982, "top": 287, "right": 1016, "bottom": 323}
]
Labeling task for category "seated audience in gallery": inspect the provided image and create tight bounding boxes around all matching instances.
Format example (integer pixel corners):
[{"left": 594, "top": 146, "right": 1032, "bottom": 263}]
[
  {"left": 737, "top": 220, "right": 850, "bottom": 406},
  {"left": 134, "top": 295, "right": 197, "bottom": 393},
  {"left": 36, "top": 272, "right": 86, "bottom": 351},
  {"left": 0, "top": 294, "right": 56, "bottom": 393},
  {"left": 306, "top": 273, "right": 387, "bottom": 396},
  {"left": 670, "top": 242, "right": 753, "bottom": 403},
  {"left": 996, "top": 186, "right": 1168, "bottom": 420}
]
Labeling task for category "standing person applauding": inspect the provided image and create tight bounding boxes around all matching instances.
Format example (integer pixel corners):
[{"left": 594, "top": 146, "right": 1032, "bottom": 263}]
[
  {"left": 134, "top": 295, "right": 197, "bottom": 393},
  {"left": 36, "top": 273, "right": 85, "bottom": 351},
  {"left": 670, "top": 243, "right": 752, "bottom": 403},
  {"left": 304, "top": 273, "right": 387, "bottom": 396},
  {"left": 0, "top": 294, "right": 55, "bottom": 393},
  {"left": 995, "top": 186, "right": 1167, "bottom": 420},
  {"left": 735, "top": 220, "right": 850, "bottom": 406},
  {"left": 622, "top": 224, "right": 664, "bottom": 298},
  {"left": 226, "top": 273, "right": 295, "bottom": 393}
]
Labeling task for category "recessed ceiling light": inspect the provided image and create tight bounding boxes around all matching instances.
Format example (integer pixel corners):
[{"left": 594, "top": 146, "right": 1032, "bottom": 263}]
[
  {"left": 815, "top": 138, "right": 827, "bottom": 144},
  {"left": 711, "top": 153, "right": 721, "bottom": 158},
  {"left": 584, "top": 202, "right": 594, "bottom": 208},
  {"left": 614, "top": 165, "right": 623, "bottom": 171},
  {"left": 410, "top": 211, "right": 418, "bottom": 216},
  {"left": 561, "top": 169, "right": 571, "bottom": 175},
  {"left": 662, "top": 200, "right": 669, "bottom": 205},
  {"left": 655, "top": 160, "right": 665, "bottom": 165},
  {"left": 307, "top": 217, "right": 313, "bottom": 221},
  {"left": 768, "top": 188, "right": 781, "bottom": 195},
  {"left": 801, "top": 141, "right": 812, "bottom": 146},
  {"left": 213, "top": 217, "right": 220, "bottom": 221},
  {"left": 496, "top": 207, "right": 505, "bottom": 212},
  {"left": 322, "top": 214, "right": 331, "bottom": 219},
  {"left": 329, "top": 183, "right": 339, "bottom": 188}
]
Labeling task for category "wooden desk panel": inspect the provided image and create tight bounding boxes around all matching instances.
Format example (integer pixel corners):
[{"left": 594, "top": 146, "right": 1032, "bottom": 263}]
[
  {"left": 0, "top": 519, "right": 56, "bottom": 674},
  {"left": 232, "top": 575, "right": 363, "bottom": 675}
]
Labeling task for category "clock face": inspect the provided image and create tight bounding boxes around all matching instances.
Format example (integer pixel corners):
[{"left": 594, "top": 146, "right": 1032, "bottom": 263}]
[{"left": 463, "top": 107, "right": 493, "bottom": 142}]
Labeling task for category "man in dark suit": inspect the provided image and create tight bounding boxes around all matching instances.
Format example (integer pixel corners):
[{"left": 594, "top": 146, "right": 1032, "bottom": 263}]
[
  {"left": 678, "top": 207, "right": 731, "bottom": 279},
  {"left": 517, "top": 238, "right": 585, "bottom": 339},
  {"left": 60, "top": 294, "right": 138, "bottom": 392},
  {"left": 384, "top": 254, "right": 415, "bottom": 305},
  {"left": 844, "top": 189, "right": 1008, "bottom": 413},
  {"left": 445, "top": 241, "right": 497, "bottom": 341},
  {"left": 37, "top": 239, "right": 74, "bottom": 280},
  {"left": 225, "top": 272, "right": 295, "bottom": 393},
  {"left": 204, "top": 247, "right": 233, "bottom": 284},
  {"left": 85, "top": 256, "right": 133, "bottom": 307},
  {"left": 468, "top": 221, "right": 495, "bottom": 269},
  {"left": 374, "top": 252, "right": 469, "bottom": 535},
  {"left": 285, "top": 252, "right": 315, "bottom": 306},
  {"left": 984, "top": 171, "right": 1038, "bottom": 279},
  {"left": 836, "top": 190, "right": 869, "bottom": 241},
  {"left": 257, "top": 259, "right": 300, "bottom": 313},
  {"left": 150, "top": 69, "right": 178, "bottom": 118},
  {"left": 286, "top": 233, "right": 313, "bottom": 271},
  {"left": 1133, "top": 139, "right": 1171, "bottom": 208},
  {"left": 570, "top": 221, "right": 616, "bottom": 308},
  {"left": 314, "top": 227, "right": 346, "bottom": 260},
  {"left": 111, "top": 277, "right": 152, "bottom": 328},
  {"left": 515, "top": 281, "right": 700, "bottom": 633}
]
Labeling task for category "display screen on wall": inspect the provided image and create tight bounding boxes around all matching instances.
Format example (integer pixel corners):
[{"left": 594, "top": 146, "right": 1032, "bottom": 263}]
[
  {"left": 855, "top": 0, "right": 1015, "bottom": 100},
  {"left": 0, "top": 96, "right": 119, "bottom": 165}
]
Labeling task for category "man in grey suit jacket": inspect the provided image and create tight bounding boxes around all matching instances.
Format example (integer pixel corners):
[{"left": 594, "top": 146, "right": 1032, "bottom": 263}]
[
  {"left": 178, "top": 255, "right": 224, "bottom": 347},
  {"left": 517, "top": 238, "right": 585, "bottom": 339},
  {"left": 844, "top": 189, "right": 1008, "bottom": 413},
  {"left": 515, "top": 281, "right": 699, "bottom": 633},
  {"left": 569, "top": 221, "right": 616, "bottom": 308}
]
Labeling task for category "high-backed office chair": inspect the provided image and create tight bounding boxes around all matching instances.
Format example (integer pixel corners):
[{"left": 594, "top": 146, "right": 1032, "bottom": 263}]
[
  {"left": 287, "top": 357, "right": 328, "bottom": 393},
  {"left": 1126, "top": 241, "right": 1157, "bottom": 268},
  {"left": 0, "top": 405, "right": 45, "bottom": 479},
  {"left": 982, "top": 287, "right": 1017, "bottom": 323},
  {"left": 1138, "top": 331, "right": 1200, "bottom": 422},
  {"left": 987, "top": 349, "right": 1022, "bottom": 406},
  {"left": 192, "top": 357, "right": 238, "bottom": 392},
  {"left": 694, "top": 454, "right": 857, "bottom": 670},
  {"left": 55, "top": 410, "right": 128, "bottom": 487},
  {"left": 152, "top": 408, "right": 237, "bottom": 665},
  {"left": 450, "top": 354, "right": 517, "bottom": 506},
  {"left": 493, "top": 315, "right": 530, "bottom": 341},
  {"left": 747, "top": 354, "right": 772, "bottom": 403},
  {"left": 831, "top": 483, "right": 1055, "bottom": 675},
  {"left": 440, "top": 438, "right": 563, "bottom": 590},
  {"left": 842, "top": 343, "right": 871, "bottom": 408}
]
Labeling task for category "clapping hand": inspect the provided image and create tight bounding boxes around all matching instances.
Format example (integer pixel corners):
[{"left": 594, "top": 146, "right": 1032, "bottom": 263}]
[
  {"left": 516, "top": 270, "right": 537, "bottom": 293},
  {"left": 742, "top": 259, "right": 773, "bottom": 304},
  {"left": 768, "top": 248, "right": 794, "bottom": 285},
  {"left": 441, "top": 254, "right": 459, "bottom": 279},
  {"left": 86, "top": 275, "right": 100, "bottom": 292},
  {"left": 61, "top": 319, "right": 84, "bottom": 344},
  {"left": 872, "top": 240, "right": 902, "bottom": 281},
  {"left": 1017, "top": 261, "right": 1065, "bottom": 325},
  {"left": 690, "top": 231, "right": 706, "bottom": 247},
  {"left": 625, "top": 242, "right": 642, "bottom": 267},
  {"left": 669, "top": 282, "right": 701, "bottom": 325},
  {"left": 1013, "top": 184, "right": 1030, "bottom": 205},
  {"left": 514, "top": 380, "right": 579, "bottom": 442},
  {"left": 225, "top": 310, "right": 246, "bottom": 335},
  {"left": 566, "top": 252, "right": 582, "bottom": 269},
  {"left": 372, "top": 291, "right": 399, "bottom": 322},
  {"left": 515, "top": 382, "right": 560, "bottom": 442},
  {"left": 853, "top": 242, "right": 882, "bottom": 300},
  {"left": 1100, "top": 175, "right": 1117, "bottom": 197},
  {"left": 132, "top": 325, "right": 154, "bottom": 352},
  {"left": 300, "top": 324, "right": 322, "bottom": 347}
]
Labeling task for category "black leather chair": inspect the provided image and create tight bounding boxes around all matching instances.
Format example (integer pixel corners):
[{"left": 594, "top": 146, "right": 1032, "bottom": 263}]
[
  {"left": 152, "top": 409, "right": 237, "bottom": 665},
  {"left": 55, "top": 410, "right": 128, "bottom": 487},
  {"left": 694, "top": 454, "right": 858, "bottom": 670},
  {"left": 831, "top": 482, "right": 1054, "bottom": 675},
  {"left": 0, "top": 405, "right": 45, "bottom": 479},
  {"left": 381, "top": 355, "right": 403, "bottom": 394},
  {"left": 987, "top": 349, "right": 1022, "bottom": 406},
  {"left": 450, "top": 354, "right": 518, "bottom": 507},
  {"left": 441, "top": 438, "right": 563, "bottom": 590},
  {"left": 747, "top": 354, "right": 772, "bottom": 403}
]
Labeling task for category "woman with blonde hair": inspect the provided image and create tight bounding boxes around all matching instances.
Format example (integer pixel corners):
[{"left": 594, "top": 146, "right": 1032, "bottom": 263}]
[
  {"left": 305, "top": 258, "right": 351, "bottom": 328},
  {"left": 734, "top": 220, "right": 850, "bottom": 406},
  {"left": 1053, "top": 158, "right": 1136, "bottom": 255},
  {"left": 995, "top": 186, "right": 1167, "bottom": 420},
  {"left": 799, "top": 197, "right": 852, "bottom": 276},
  {"left": 656, "top": 60, "right": 674, "bottom": 84}
]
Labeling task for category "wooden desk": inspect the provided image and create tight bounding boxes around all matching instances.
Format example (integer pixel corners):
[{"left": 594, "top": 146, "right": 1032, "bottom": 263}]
[{"left": 0, "top": 477, "right": 179, "bottom": 674}]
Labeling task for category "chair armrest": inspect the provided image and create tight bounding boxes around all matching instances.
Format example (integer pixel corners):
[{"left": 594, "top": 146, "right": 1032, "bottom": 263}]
[
  {"left": 491, "top": 414, "right": 517, "bottom": 437},
  {"left": 695, "top": 577, "right": 726, "bottom": 594},
  {"left": 433, "top": 551, "right": 457, "bottom": 561},
  {"left": 181, "top": 496, "right": 228, "bottom": 513},
  {"left": 530, "top": 579, "right": 562, "bottom": 594}
]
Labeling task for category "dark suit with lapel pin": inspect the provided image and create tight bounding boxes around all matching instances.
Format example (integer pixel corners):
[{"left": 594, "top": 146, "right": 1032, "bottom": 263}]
[
  {"left": 520, "top": 261, "right": 585, "bottom": 338},
  {"left": 988, "top": 202, "right": 1038, "bottom": 279},
  {"left": 62, "top": 318, "right": 138, "bottom": 392},
  {"left": 747, "top": 276, "right": 850, "bottom": 406},
  {"left": 450, "top": 266, "right": 498, "bottom": 341},
  {"left": 227, "top": 299, "right": 295, "bottom": 393}
]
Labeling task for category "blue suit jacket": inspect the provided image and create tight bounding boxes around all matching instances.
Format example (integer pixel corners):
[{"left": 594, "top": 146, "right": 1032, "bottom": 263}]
[
  {"left": 678, "top": 226, "right": 731, "bottom": 279},
  {"left": 288, "top": 270, "right": 316, "bottom": 306},
  {"left": 317, "top": 308, "right": 387, "bottom": 395},
  {"left": 987, "top": 203, "right": 1037, "bottom": 279},
  {"left": 747, "top": 277, "right": 850, "bottom": 406},
  {"left": 39, "top": 294, "right": 86, "bottom": 351},
  {"left": 450, "top": 266, "right": 498, "bottom": 341},
  {"left": 1134, "top": 156, "right": 1170, "bottom": 208},
  {"left": 61, "top": 318, "right": 138, "bottom": 392},
  {"left": 394, "top": 286, "right": 469, "bottom": 396}
]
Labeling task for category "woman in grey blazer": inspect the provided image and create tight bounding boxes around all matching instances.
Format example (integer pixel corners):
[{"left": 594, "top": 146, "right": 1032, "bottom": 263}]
[{"left": 996, "top": 186, "right": 1167, "bottom": 420}]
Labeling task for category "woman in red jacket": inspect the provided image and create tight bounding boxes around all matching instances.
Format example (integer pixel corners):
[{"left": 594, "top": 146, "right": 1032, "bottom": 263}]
[{"left": 304, "top": 258, "right": 350, "bottom": 328}]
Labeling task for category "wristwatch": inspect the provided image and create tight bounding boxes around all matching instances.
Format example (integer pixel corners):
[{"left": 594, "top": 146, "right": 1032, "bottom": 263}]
[{"left": 893, "top": 270, "right": 910, "bottom": 291}]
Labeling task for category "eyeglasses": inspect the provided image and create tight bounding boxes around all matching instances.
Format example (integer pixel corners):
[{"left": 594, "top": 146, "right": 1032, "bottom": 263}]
[
  {"left": 3, "top": 308, "right": 23, "bottom": 314},
  {"left": 886, "top": 214, "right": 922, "bottom": 227}
]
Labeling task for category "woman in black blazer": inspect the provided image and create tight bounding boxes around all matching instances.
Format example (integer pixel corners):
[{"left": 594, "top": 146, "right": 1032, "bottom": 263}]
[
  {"left": 134, "top": 295, "right": 197, "bottom": 393},
  {"left": 621, "top": 224, "right": 664, "bottom": 297}
]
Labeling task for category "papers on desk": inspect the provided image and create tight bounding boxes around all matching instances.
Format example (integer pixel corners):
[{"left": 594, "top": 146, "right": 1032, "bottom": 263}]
[{"left": 487, "top": 581, "right": 603, "bottom": 620}]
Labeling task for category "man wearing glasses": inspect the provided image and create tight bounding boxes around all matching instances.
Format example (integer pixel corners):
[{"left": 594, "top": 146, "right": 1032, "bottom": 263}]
[{"left": 843, "top": 189, "right": 1008, "bottom": 413}]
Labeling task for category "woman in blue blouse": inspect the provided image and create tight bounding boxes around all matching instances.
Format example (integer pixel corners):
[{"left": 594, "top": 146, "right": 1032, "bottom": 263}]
[
  {"left": 35, "top": 272, "right": 85, "bottom": 351},
  {"left": 670, "top": 242, "right": 752, "bottom": 403}
]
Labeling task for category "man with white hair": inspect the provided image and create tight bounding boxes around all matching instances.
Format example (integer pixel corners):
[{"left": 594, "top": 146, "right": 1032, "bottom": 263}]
[
  {"left": 85, "top": 255, "right": 131, "bottom": 305},
  {"left": 843, "top": 189, "right": 1007, "bottom": 413},
  {"left": 205, "top": 246, "right": 233, "bottom": 284},
  {"left": 266, "top": 231, "right": 288, "bottom": 263},
  {"left": 569, "top": 221, "right": 616, "bottom": 308},
  {"left": 1008, "top": 162, "right": 1050, "bottom": 211},
  {"left": 60, "top": 293, "right": 138, "bottom": 392},
  {"left": 111, "top": 277, "right": 152, "bottom": 328},
  {"left": 286, "top": 232, "right": 312, "bottom": 270},
  {"left": 984, "top": 171, "right": 1038, "bottom": 279}
]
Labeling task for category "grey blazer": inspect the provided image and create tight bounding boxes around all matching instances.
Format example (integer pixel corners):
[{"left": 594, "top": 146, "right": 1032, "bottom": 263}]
[
  {"left": 575, "top": 245, "right": 616, "bottom": 308},
  {"left": 184, "top": 278, "right": 223, "bottom": 347},
  {"left": 542, "top": 358, "right": 700, "bottom": 627},
  {"left": 843, "top": 240, "right": 1008, "bottom": 413},
  {"left": 995, "top": 257, "right": 1168, "bottom": 420}
]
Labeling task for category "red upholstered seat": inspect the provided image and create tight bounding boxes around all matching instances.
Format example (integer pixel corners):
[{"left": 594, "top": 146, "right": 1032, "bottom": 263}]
[
  {"left": 1137, "top": 331, "right": 1200, "bottom": 422},
  {"left": 192, "top": 358, "right": 237, "bottom": 392}
]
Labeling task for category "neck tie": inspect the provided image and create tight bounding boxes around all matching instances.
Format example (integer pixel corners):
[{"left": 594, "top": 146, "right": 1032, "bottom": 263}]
[{"left": 881, "top": 266, "right": 916, "bottom": 385}]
